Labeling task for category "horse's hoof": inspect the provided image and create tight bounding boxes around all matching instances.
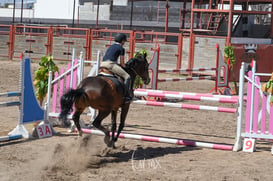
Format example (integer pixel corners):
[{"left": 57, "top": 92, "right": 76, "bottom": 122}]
[
  {"left": 78, "top": 131, "right": 83, "bottom": 137},
  {"left": 87, "top": 124, "right": 93, "bottom": 129},
  {"left": 107, "top": 140, "right": 116, "bottom": 148},
  {"left": 104, "top": 135, "right": 110, "bottom": 145}
]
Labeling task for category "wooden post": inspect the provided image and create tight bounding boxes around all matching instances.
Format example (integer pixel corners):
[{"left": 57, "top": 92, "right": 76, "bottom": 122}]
[
  {"left": 176, "top": 33, "right": 183, "bottom": 69},
  {"left": 96, "top": 0, "right": 100, "bottom": 27},
  {"left": 84, "top": 29, "right": 92, "bottom": 60},
  {"left": 164, "top": 0, "right": 169, "bottom": 42},
  {"left": 128, "top": 31, "right": 135, "bottom": 59},
  {"left": 46, "top": 27, "right": 53, "bottom": 55},
  {"left": 226, "top": 0, "right": 234, "bottom": 45},
  {"left": 8, "top": 25, "right": 15, "bottom": 60},
  {"left": 188, "top": 0, "right": 195, "bottom": 73},
  {"left": 270, "top": 1, "right": 273, "bottom": 38}
]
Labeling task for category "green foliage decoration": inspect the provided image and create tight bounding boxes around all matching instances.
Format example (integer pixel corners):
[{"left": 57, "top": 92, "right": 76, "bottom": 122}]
[
  {"left": 223, "top": 45, "right": 238, "bottom": 94},
  {"left": 34, "top": 55, "right": 58, "bottom": 105},
  {"left": 262, "top": 73, "right": 273, "bottom": 106},
  {"left": 224, "top": 46, "right": 236, "bottom": 67}
]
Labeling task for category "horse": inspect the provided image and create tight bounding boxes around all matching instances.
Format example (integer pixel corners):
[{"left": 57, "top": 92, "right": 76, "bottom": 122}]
[{"left": 59, "top": 54, "right": 150, "bottom": 147}]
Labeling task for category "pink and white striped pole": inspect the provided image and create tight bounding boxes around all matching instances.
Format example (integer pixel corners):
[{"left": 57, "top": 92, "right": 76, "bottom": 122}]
[
  {"left": 81, "top": 128, "right": 233, "bottom": 151},
  {"left": 135, "top": 88, "right": 240, "bottom": 100},
  {"left": 133, "top": 100, "right": 237, "bottom": 113},
  {"left": 158, "top": 75, "right": 216, "bottom": 82},
  {"left": 134, "top": 89, "right": 238, "bottom": 104},
  {"left": 158, "top": 67, "right": 217, "bottom": 73}
]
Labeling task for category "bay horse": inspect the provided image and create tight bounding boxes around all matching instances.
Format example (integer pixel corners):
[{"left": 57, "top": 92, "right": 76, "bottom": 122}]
[{"left": 59, "top": 54, "right": 150, "bottom": 147}]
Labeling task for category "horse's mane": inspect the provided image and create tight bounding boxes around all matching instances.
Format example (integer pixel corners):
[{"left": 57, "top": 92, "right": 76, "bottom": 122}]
[
  {"left": 125, "top": 54, "right": 145, "bottom": 69},
  {"left": 125, "top": 58, "right": 134, "bottom": 69}
]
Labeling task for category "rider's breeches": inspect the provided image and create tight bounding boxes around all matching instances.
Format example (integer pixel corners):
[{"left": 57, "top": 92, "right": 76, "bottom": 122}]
[{"left": 100, "top": 61, "right": 130, "bottom": 80}]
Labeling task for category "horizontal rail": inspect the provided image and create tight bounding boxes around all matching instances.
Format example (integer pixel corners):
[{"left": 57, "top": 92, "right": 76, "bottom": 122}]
[
  {"left": 134, "top": 90, "right": 238, "bottom": 104},
  {"left": 0, "top": 92, "right": 21, "bottom": 97},
  {"left": 254, "top": 73, "right": 272, "bottom": 76},
  {"left": 0, "top": 134, "right": 22, "bottom": 142},
  {"left": 158, "top": 67, "right": 217, "bottom": 73},
  {"left": 158, "top": 76, "right": 216, "bottom": 82},
  {"left": 133, "top": 100, "right": 237, "bottom": 113},
  {"left": 135, "top": 88, "right": 241, "bottom": 100},
  {"left": 0, "top": 101, "right": 21, "bottom": 107},
  {"left": 81, "top": 128, "right": 233, "bottom": 151}
]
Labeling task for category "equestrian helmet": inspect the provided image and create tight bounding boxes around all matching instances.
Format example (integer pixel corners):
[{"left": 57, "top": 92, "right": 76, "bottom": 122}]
[{"left": 114, "top": 33, "right": 127, "bottom": 43}]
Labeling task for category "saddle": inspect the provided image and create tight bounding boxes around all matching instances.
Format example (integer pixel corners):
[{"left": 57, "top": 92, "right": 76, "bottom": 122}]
[{"left": 97, "top": 67, "right": 125, "bottom": 94}]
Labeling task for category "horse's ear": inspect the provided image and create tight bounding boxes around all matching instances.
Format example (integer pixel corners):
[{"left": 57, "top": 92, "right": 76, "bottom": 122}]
[{"left": 143, "top": 52, "right": 147, "bottom": 59}]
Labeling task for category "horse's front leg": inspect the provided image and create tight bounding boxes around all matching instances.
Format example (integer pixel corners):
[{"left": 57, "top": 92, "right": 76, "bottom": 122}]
[
  {"left": 113, "top": 104, "right": 130, "bottom": 143},
  {"left": 108, "top": 110, "right": 118, "bottom": 148},
  {"left": 73, "top": 109, "right": 84, "bottom": 136}
]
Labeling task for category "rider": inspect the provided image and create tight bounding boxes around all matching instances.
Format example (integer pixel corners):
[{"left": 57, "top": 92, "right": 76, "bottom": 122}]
[{"left": 101, "top": 33, "right": 132, "bottom": 103}]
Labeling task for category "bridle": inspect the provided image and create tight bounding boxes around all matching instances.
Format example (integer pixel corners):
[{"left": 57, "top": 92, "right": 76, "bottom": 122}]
[
  {"left": 129, "top": 66, "right": 138, "bottom": 76},
  {"left": 128, "top": 60, "right": 149, "bottom": 82}
]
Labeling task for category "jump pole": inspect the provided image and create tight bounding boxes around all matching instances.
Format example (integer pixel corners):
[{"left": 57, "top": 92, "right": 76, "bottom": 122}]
[
  {"left": 157, "top": 75, "right": 216, "bottom": 82},
  {"left": 158, "top": 67, "right": 217, "bottom": 73},
  {"left": 133, "top": 100, "right": 237, "bottom": 113},
  {"left": 81, "top": 128, "right": 233, "bottom": 151},
  {"left": 0, "top": 135, "right": 22, "bottom": 142},
  {"left": 134, "top": 89, "right": 238, "bottom": 104},
  {"left": 134, "top": 88, "right": 246, "bottom": 102}
]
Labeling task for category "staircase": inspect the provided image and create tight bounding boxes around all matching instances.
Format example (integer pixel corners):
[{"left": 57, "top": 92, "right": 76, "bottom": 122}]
[
  {"left": 180, "top": 0, "right": 231, "bottom": 35},
  {"left": 206, "top": 0, "right": 229, "bottom": 34},
  {"left": 207, "top": 13, "right": 223, "bottom": 33},
  {"left": 157, "top": 1, "right": 166, "bottom": 23}
]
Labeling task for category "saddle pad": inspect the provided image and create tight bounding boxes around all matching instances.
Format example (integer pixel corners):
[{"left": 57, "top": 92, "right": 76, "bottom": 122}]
[
  {"left": 98, "top": 72, "right": 115, "bottom": 77},
  {"left": 98, "top": 75, "right": 124, "bottom": 94}
]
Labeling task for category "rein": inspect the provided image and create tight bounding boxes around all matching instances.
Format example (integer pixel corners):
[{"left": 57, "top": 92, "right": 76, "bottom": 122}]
[{"left": 128, "top": 67, "right": 138, "bottom": 76}]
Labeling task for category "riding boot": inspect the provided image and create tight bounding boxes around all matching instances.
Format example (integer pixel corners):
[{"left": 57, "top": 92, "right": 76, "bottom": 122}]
[{"left": 124, "top": 78, "right": 133, "bottom": 103}]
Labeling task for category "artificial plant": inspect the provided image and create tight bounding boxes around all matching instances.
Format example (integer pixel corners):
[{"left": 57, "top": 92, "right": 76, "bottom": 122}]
[
  {"left": 261, "top": 73, "right": 273, "bottom": 106},
  {"left": 224, "top": 45, "right": 238, "bottom": 94},
  {"left": 34, "top": 55, "right": 58, "bottom": 106}
]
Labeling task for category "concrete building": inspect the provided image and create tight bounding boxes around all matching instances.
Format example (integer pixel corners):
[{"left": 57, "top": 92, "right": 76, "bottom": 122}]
[
  {"left": 0, "top": 0, "right": 271, "bottom": 37},
  {"left": 0, "top": 0, "right": 112, "bottom": 21}
]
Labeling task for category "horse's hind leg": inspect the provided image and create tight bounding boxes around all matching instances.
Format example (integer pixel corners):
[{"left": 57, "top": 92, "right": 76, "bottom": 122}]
[
  {"left": 92, "top": 110, "right": 111, "bottom": 145},
  {"left": 73, "top": 109, "right": 84, "bottom": 136}
]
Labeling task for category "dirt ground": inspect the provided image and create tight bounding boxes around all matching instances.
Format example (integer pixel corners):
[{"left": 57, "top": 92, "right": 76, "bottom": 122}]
[{"left": 1, "top": 60, "right": 273, "bottom": 181}]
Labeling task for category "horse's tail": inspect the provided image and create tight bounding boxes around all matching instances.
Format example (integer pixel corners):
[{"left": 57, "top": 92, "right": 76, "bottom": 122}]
[{"left": 59, "top": 88, "right": 87, "bottom": 127}]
